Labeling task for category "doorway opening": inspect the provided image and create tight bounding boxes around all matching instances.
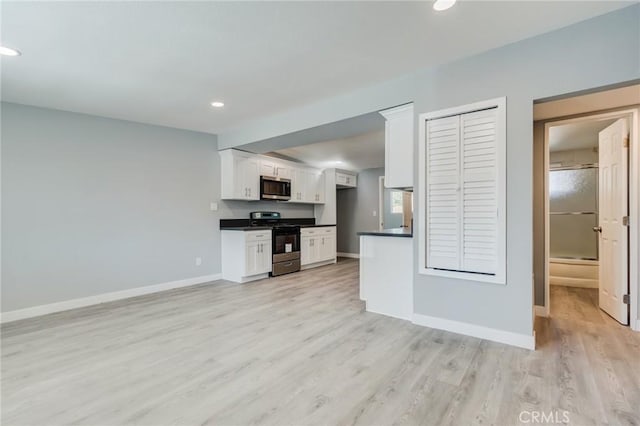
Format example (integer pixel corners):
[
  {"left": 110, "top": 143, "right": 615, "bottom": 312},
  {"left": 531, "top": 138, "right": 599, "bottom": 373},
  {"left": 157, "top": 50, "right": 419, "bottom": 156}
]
[
  {"left": 546, "top": 115, "right": 627, "bottom": 324},
  {"left": 378, "top": 176, "right": 413, "bottom": 231},
  {"left": 533, "top": 83, "right": 639, "bottom": 330}
]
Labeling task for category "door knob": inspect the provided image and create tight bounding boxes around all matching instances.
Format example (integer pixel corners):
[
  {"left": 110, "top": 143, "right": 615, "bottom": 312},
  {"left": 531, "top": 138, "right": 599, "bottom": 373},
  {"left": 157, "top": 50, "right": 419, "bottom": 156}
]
[{"left": 593, "top": 226, "right": 602, "bottom": 233}]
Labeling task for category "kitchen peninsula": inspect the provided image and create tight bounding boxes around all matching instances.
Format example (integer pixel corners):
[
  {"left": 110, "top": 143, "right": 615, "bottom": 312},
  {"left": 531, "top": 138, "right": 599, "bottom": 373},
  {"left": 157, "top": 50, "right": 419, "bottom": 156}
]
[{"left": 358, "top": 227, "right": 413, "bottom": 321}]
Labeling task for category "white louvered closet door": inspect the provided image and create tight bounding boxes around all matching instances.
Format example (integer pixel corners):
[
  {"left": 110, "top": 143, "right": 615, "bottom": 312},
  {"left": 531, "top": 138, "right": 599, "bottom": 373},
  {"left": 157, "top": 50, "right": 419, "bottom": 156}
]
[
  {"left": 426, "top": 115, "right": 461, "bottom": 271},
  {"left": 460, "top": 108, "right": 498, "bottom": 275}
]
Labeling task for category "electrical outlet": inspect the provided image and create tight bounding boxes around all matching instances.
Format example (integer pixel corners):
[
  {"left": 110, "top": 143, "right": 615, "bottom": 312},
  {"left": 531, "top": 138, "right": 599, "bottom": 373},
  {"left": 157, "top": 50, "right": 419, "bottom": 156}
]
[
  {"left": 373, "top": 210, "right": 377, "bottom": 217},
  {"left": 195, "top": 257, "right": 202, "bottom": 266},
  {"left": 210, "top": 202, "right": 218, "bottom": 211}
]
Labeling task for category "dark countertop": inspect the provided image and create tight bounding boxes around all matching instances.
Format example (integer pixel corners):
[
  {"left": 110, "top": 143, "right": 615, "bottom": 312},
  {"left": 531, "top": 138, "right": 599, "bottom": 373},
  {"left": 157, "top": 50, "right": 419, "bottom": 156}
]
[
  {"left": 220, "top": 226, "right": 273, "bottom": 231},
  {"left": 221, "top": 224, "right": 337, "bottom": 231},
  {"left": 357, "top": 228, "right": 413, "bottom": 238}
]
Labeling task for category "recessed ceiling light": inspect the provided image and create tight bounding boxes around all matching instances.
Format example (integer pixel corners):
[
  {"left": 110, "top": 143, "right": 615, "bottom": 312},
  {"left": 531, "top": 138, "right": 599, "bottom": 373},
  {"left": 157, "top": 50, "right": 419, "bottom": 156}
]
[
  {"left": 330, "top": 160, "right": 343, "bottom": 165},
  {"left": 0, "top": 46, "right": 21, "bottom": 57},
  {"left": 210, "top": 101, "right": 225, "bottom": 108},
  {"left": 433, "top": 0, "right": 456, "bottom": 11}
]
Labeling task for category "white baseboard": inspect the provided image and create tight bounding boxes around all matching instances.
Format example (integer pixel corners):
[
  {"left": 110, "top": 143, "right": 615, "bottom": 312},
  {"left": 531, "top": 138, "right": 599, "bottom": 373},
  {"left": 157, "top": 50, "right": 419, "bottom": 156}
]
[
  {"left": 1, "top": 273, "right": 222, "bottom": 324},
  {"left": 534, "top": 305, "right": 549, "bottom": 317},
  {"left": 412, "top": 313, "right": 536, "bottom": 350},
  {"left": 337, "top": 252, "right": 359, "bottom": 259},
  {"left": 300, "top": 259, "right": 336, "bottom": 270}
]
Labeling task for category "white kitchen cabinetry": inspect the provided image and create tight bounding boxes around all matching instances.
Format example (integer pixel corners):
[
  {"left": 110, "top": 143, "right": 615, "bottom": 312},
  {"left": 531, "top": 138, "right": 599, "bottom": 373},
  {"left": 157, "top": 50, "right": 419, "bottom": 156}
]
[
  {"left": 291, "top": 168, "right": 306, "bottom": 202},
  {"left": 290, "top": 168, "right": 325, "bottom": 204},
  {"left": 301, "top": 226, "right": 336, "bottom": 269},
  {"left": 220, "top": 150, "right": 260, "bottom": 200},
  {"left": 222, "top": 230, "right": 272, "bottom": 283},
  {"left": 219, "top": 149, "right": 325, "bottom": 204},
  {"left": 359, "top": 234, "right": 413, "bottom": 321},
  {"left": 379, "top": 103, "right": 414, "bottom": 189},
  {"left": 305, "top": 170, "right": 325, "bottom": 203},
  {"left": 260, "top": 160, "right": 290, "bottom": 179},
  {"left": 336, "top": 171, "right": 357, "bottom": 188}
]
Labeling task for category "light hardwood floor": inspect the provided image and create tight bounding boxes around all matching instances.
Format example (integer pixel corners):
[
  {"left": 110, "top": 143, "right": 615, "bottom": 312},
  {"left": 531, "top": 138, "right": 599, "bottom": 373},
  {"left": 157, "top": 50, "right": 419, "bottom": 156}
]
[{"left": 2, "top": 259, "right": 639, "bottom": 425}]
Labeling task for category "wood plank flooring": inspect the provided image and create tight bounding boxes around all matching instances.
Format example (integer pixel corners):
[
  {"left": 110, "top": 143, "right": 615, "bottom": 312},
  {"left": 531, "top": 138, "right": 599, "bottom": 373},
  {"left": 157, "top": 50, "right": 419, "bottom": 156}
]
[{"left": 2, "top": 259, "right": 639, "bottom": 425}]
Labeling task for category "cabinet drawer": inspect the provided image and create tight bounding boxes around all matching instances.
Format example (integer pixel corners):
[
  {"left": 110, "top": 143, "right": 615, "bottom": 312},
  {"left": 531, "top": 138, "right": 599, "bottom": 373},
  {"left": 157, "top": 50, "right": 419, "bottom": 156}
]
[
  {"left": 317, "top": 226, "right": 336, "bottom": 235},
  {"left": 245, "top": 231, "right": 272, "bottom": 242},
  {"left": 301, "top": 228, "right": 317, "bottom": 236},
  {"left": 302, "top": 226, "right": 335, "bottom": 236}
]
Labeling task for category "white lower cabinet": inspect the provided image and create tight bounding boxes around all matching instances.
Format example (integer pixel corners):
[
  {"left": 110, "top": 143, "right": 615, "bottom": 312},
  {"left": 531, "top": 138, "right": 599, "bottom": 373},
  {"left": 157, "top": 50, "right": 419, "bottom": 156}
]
[
  {"left": 222, "top": 230, "right": 272, "bottom": 283},
  {"left": 245, "top": 240, "right": 272, "bottom": 277},
  {"left": 301, "top": 226, "right": 336, "bottom": 268}
]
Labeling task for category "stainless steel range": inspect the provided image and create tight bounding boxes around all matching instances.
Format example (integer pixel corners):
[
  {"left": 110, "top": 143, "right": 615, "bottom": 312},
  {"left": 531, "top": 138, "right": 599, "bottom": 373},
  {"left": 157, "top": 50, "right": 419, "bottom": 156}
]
[
  {"left": 271, "top": 225, "right": 301, "bottom": 276},
  {"left": 249, "top": 212, "right": 301, "bottom": 277}
]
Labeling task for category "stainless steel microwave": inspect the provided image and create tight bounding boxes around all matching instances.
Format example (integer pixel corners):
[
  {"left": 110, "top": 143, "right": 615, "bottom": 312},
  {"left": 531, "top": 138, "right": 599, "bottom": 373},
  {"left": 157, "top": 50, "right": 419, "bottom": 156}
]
[{"left": 260, "top": 176, "right": 291, "bottom": 201}]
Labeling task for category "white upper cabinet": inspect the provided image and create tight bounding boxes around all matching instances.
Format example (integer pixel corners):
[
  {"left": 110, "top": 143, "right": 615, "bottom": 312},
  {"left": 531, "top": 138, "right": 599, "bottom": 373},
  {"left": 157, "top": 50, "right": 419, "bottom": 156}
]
[
  {"left": 305, "top": 170, "right": 325, "bottom": 203},
  {"left": 336, "top": 171, "right": 357, "bottom": 188},
  {"left": 380, "top": 103, "right": 414, "bottom": 189},
  {"left": 260, "top": 159, "right": 290, "bottom": 179},
  {"left": 220, "top": 150, "right": 259, "bottom": 200},
  {"left": 291, "top": 167, "right": 306, "bottom": 202}
]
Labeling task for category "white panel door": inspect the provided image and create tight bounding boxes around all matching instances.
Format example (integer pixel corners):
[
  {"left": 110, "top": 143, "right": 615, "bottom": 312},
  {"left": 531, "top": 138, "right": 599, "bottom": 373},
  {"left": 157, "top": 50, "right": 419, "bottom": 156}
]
[
  {"left": 460, "top": 108, "right": 498, "bottom": 275},
  {"left": 301, "top": 236, "right": 312, "bottom": 265},
  {"left": 260, "top": 161, "right": 276, "bottom": 177},
  {"left": 320, "top": 234, "right": 336, "bottom": 261},
  {"left": 232, "top": 154, "right": 247, "bottom": 199},
  {"left": 244, "top": 157, "right": 260, "bottom": 200},
  {"left": 316, "top": 171, "right": 325, "bottom": 203},
  {"left": 245, "top": 241, "right": 259, "bottom": 276},
  {"left": 425, "top": 115, "right": 460, "bottom": 270},
  {"left": 257, "top": 241, "right": 272, "bottom": 274},
  {"left": 304, "top": 171, "right": 320, "bottom": 203},
  {"left": 291, "top": 168, "right": 306, "bottom": 202},
  {"left": 598, "top": 118, "right": 629, "bottom": 325}
]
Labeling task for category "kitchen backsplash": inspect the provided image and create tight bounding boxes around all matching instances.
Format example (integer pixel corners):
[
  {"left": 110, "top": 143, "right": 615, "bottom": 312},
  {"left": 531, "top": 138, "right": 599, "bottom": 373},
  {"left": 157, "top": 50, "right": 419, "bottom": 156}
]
[{"left": 218, "top": 199, "right": 315, "bottom": 219}]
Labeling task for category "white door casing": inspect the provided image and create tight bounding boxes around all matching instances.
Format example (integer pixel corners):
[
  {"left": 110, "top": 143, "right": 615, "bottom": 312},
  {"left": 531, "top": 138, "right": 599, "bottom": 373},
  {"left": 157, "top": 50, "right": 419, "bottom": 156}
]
[{"left": 598, "top": 118, "right": 629, "bottom": 325}]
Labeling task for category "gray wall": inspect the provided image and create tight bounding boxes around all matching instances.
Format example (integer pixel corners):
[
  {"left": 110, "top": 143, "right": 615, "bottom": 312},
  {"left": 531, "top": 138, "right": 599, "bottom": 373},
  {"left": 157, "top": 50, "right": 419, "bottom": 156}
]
[
  {"left": 1, "top": 103, "right": 218, "bottom": 311},
  {"left": 0, "top": 103, "right": 314, "bottom": 312},
  {"left": 216, "top": 5, "right": 640, "bottom": 335},
  {"left": 336, "top": 167, "right": 383, "bottom": 254}
]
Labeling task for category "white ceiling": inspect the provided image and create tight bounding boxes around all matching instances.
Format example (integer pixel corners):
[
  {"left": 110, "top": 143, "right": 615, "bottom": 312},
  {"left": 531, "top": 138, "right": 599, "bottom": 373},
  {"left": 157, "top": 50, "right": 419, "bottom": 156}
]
[
  {"left": 1, "top": 1, "right": 633, "bottom": 135},
  {"left": 549, "top": 119, "right": 617, "bottom": 152},
  {"left": 269, "top": 130, "right": 385, "bottom": 172}
]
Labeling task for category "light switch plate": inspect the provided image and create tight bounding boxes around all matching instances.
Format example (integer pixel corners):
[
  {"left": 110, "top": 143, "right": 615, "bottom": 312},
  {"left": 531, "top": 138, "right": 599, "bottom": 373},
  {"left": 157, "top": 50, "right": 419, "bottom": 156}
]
[{"left": 210, "top": 202, "right": 218, "bottom": 211}]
